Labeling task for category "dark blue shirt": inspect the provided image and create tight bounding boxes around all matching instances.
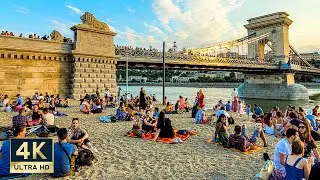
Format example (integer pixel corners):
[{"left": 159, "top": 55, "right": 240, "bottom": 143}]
[
  {"left": 0, "top": 140, "right": 30, "bottom": 177},
  {"left": 225, "top": 103, "right": 231, "bottom": 111},
  {"left": 53, "top": 142, "right": 76, "bottom": 177},
  {"left": 254, "top": 107, "right": 263, "bottom": 115}
]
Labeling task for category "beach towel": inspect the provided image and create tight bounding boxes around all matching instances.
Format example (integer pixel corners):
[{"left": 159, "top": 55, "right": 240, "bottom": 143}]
[
  {"left": 55, "top": 111, "right": 68, "bottom": 117},
  {"left": 142, "top": 132, "right": 191, "bottom": 144},
  {"left": 127, "top": 130, "right": 197, "bottom": 144},
  {"left": 206, "top": 139, "right": 263, "bottom": 154},
  {"left": 99, "top": 116, "right": 116, "bottom": 123}
]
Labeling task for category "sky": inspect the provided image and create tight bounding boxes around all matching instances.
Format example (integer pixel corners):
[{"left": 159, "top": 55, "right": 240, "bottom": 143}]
[{"left": 1, "top": 0, "right": 319, "bottom": 52}]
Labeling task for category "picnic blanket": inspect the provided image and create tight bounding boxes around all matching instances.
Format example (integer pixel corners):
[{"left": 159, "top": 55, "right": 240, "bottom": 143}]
[
  {"left": 127, "top": 130, "right": 197, "bottom": 144},
  {"left": 99, "top": 115, "right": 116, "bottom": 123},
  {"left": 206, "top": 139, "right": 263, "bottom": 154}
]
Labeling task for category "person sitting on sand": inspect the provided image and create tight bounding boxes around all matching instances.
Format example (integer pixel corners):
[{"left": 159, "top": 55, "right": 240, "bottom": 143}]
[
  {"left": 64, "top": 98, "right": 70, "bottom": 108},
  {"left": 23, "top": 98, "right": 33, "bottom": 110},
  {"left": 263, "top": 114, "right": 277, "bottom": 136},
  {"left": 42, "top": 108, "right": 54, "bottom": 127},
  {"left": 284, "top": 140, "right": 311, "bottom": 180},
  {"left": 225, "top": 101, "right": 231, "bottom": 111},
  {"left": 178, "top": 96, "right": 186, "bottom": 111},
  {"left": 91, "top": 99, "right": 102, "bottom": 114},
  {"left": 273, "top": 128, "right": 298, "bottom": 179},
  {"left": 32, "top": 93, "right": 38, "bottom": 100},
  {"left": 52, "top": 128, "right": 78, "bottom": 177},
  {"left": 228, "top": 124, "right": 268, "bottom": 152},
  {"left": 309, "top": 161, "right": 320, "bottom": 180},
  {"left": 195, "top": 107, "right": 209, "bottom": 124},
  {"left": 27, "top": 105, "right": 43, "bottom": 126},
  {"left": 298, "top": 121, "right": 320, "bottom": 162},
  {"left": 185, "top": 98, "right": 190, "bottom": 112},
  {"left": 273, "top": 111, "right": 284, "bottom": 134},
  {"left": 4, "top": 104, "right": 12, "bottom": 112},
  {"left": 153, "top": 111, "right": 174, "bottom": 140},
  {"left": 12, "top": 108, "right": 28, "bottom": 128},
  {"left": 253, "top": 104, "right": 264, "bottom": 118},
  {"left": 213, "top": 114, "right": 229, "bottom": 146},
  {"left": 67, "top": 118, "right": 96, "bottom": 152},
  {"left": 2, "top": 95, "right": 10, "bottom": 107},
  {"left": 164, "top": 102, "right": 174, "bottom": 113},
  {"left": 0, "top": 126, "right": 30, "bottom": 178},
  {"left": 142, "top": 110, "right": 157, "bottom": 133},
  {"left": 48, "top": 95, "right": 55, "bottom": 111},
  {"left": 15, "top": 94, "right": 24, "bottom": 111},
  {"left": 38, "top": 99, "right": 45, "bottom": 110},
  {"left": 153, "top": 107, "right": 160, "bottom": 118},
  {"left": 174, "top": 100, "right": 180, "bottom": 113},
  {"left": 115, "top": 102, "right": 128, "bottom": 121}
]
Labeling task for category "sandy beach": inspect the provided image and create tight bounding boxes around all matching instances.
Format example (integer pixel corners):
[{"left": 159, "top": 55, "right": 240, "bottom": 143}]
[{"left": 0, "top": 100, "right": 318, "bottom": 180}]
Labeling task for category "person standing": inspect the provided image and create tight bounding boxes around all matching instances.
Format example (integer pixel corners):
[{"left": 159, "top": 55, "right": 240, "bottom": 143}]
[
  {"left": 198, "top": 89, "right": 205, "bottom": 108},
  {"left": 139, "top": 87, "right": 147, "bottom": 109}
]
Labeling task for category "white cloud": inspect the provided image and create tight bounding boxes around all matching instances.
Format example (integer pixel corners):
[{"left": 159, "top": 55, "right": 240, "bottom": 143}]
[
  {"left": 15, "top": 6, "right": 29, "bottom": 14},
  {"left": 49, "top": 20, "right": 76, "bottom": 37},
  {"left": 143, "top": 22, "right": 164, "bottom": 35},
  {"left": 127, "top": 8, "right": 135, "bottom": 14},
  {"left": 150, "top": 0, "right": 246, "bottom": 49},
  {"left": 66, "top": 5, "right": 83, "bottom": 15}
]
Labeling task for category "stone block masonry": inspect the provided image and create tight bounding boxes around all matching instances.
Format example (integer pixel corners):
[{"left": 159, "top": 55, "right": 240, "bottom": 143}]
[{"left": 0, "top": 12, "right": 119, "bottom": 99}]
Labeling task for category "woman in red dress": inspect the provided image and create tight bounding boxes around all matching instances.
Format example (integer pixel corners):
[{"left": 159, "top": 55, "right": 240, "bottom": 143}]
[{"left": 198, "top": 90, "right": 205, "bottom": 108}]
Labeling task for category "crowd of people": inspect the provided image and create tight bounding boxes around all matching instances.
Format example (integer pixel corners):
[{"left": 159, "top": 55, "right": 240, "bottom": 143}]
[
  {"left": 0, "top": 92, "right": 97, "bottom": 178},
  {"left": 203, "top": 88, "right": 320, "bottom": 179},
  {"left": 0, "top": 30, "right": 72, "bottom": 42},
  {"left": 1, "top": 87, "right": 320, "bottom": 179}
]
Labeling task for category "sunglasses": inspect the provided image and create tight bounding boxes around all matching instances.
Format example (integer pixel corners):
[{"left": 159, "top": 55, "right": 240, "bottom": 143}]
[{"left": 298, "top": 126, "right": 306, "bottom": 129}]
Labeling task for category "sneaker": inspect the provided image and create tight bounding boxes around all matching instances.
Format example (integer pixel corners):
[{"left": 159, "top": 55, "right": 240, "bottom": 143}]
[{"left": 264, "top": 144, "right": 268, "bottom": 147}]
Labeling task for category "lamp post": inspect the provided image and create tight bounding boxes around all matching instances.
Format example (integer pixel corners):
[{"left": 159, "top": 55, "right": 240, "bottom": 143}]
[
  {"left": 162, "top": 42, "right": 165, "bottom": 105},
  {"left": 126, "top": 51, "right": 128, "bottom": 101},
  {"left": 173, "top": 42, "right": 177, "bottom": 52}
]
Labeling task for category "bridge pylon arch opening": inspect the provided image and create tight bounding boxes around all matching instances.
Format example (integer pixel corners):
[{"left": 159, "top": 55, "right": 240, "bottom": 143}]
[{"left": 244, "top": 12, "right": 292, "bottom": 64}]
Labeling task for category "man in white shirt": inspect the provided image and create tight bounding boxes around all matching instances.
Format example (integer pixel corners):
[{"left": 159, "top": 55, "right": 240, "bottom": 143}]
[
  {"left": 42, "top": 108, "right": 54, "bottom": 126},
  {"left": 273, "top": 128, "right": 298, "bottom": 178},
  {"left": 37, "top": 94, "right": 44, "bottom": 100}
]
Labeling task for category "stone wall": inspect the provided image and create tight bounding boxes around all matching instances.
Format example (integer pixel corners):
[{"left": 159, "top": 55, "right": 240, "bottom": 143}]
[
  {"left": 0, "top": 13, "right": 119, "bottom": 99},
  {"left": 71, "top": 57, "right": 117, "bottom": 100},
  {"left": 238, "top": 73, "right": 309, "bottom": 100},
  {"left": 0, "top": 36, "right": 72, "bottom": 98}
]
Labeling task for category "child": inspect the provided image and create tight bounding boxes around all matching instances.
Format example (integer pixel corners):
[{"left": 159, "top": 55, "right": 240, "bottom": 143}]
[
  {"left": 64, "top": 98, "right": 70, "bottom": 108},
  {"left": 238, "top": 101, "right": 244, "bottom": 118},
  {"left": 246, "top": 104, "right": 251, "bottom": 121},
  {"left": 5, "top": 104, "right": 12, "bottom": 112}
]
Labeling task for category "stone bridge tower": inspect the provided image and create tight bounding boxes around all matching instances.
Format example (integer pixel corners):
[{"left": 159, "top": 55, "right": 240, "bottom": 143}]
[
  {"left": 70, "top": 12, "right": 119, "bottom": 99},
  {"left": 244, "top": 12, "right": 292, "bottom": 63},
  {"left": 238, "top": 12, "right": 309, "bottom": 100}
]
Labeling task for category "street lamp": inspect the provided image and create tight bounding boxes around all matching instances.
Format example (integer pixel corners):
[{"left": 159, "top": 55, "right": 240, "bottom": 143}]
[
  {"left": 173, "top": 42, "right": 177, "bottom": 52},
  {"left": 162, "top": 42, "right": 166, "bottom": 105}
]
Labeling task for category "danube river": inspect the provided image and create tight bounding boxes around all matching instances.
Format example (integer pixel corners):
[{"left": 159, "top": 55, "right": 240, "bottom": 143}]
[{"left": 118, "top": 85, "right": 320, "bottom": 112}]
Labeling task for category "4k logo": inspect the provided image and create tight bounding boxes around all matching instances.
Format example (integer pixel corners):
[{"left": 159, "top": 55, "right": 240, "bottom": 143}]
[{"left": 10, "top": 138, "right": 54, "bottom": 173}]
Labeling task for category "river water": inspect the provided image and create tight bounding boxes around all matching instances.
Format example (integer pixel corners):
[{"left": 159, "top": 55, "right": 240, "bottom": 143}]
[{"left": 118, "top": 85, "right": 320, "bottom": 112}]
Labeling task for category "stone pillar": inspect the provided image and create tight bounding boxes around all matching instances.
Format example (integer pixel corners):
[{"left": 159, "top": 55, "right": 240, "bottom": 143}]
[
  {"left": 244, "top": 12, "right": 293, "bottom": 64},
  {"left": 70, "top": 12, "right": 119, "bottom": 100},
  {"left": 237, "top": 73, "right": 309, "bottom": 100}
]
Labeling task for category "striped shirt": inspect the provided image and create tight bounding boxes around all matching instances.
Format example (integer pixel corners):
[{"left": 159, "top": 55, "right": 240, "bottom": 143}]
[{"left": 228, "top": 134, "right": 250, "bottom": 152}]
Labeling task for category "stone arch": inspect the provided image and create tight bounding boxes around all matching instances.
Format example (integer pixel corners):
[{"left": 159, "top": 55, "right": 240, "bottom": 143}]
[{"left": 244, "top": 12, "right": 292, "bottom": 64}]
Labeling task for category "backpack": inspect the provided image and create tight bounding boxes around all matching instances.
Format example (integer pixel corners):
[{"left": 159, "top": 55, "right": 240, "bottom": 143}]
[
  {"left": 228, "top": 117, "right": 235, "bottom": 125},
  {"left": 76, "top": 149, "right": 94, "bottom": 167}
]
